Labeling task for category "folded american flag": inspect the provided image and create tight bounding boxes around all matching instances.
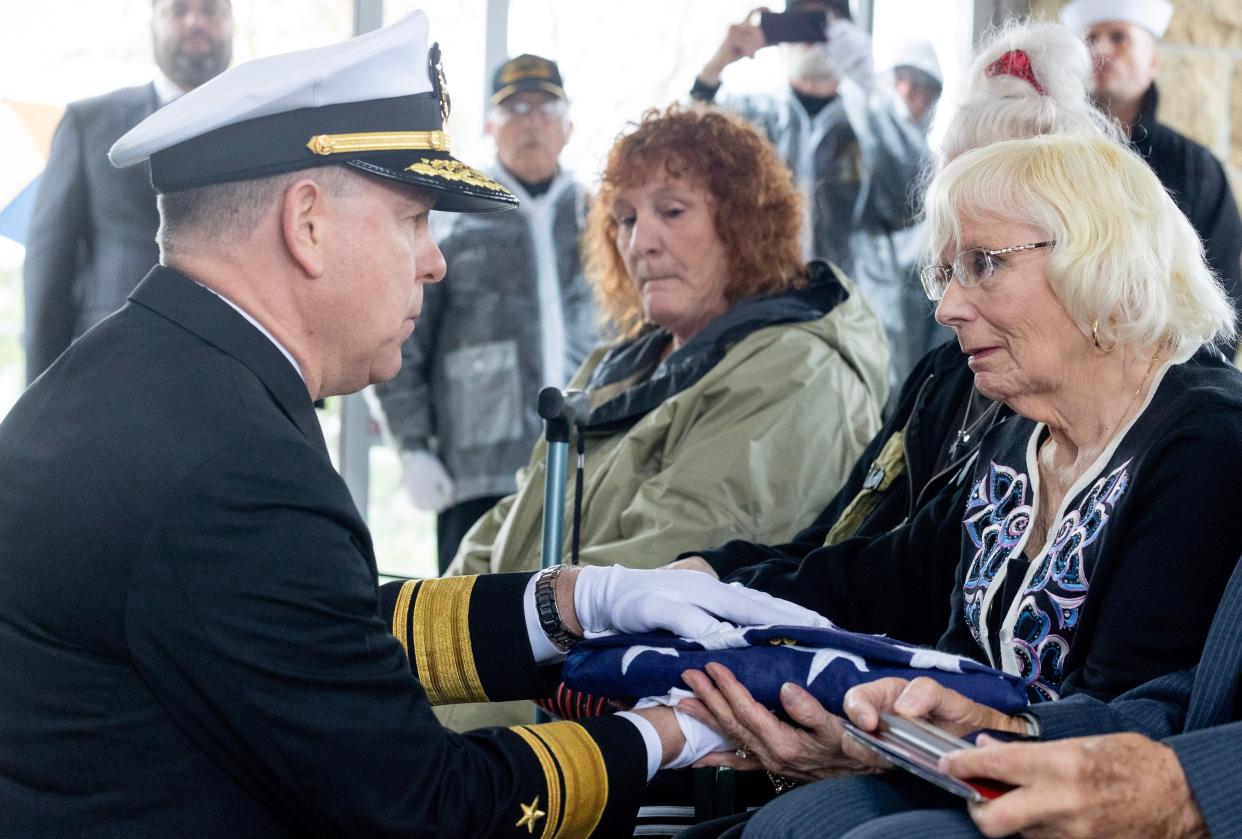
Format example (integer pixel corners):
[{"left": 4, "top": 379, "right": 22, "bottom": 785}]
[{"left": 562, "top": 625, "right": 1028, "bottom": 716}]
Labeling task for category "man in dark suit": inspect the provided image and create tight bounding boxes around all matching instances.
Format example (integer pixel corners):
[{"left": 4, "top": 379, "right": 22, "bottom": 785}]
[
  {"left": 21, "top": 0, "right": 233, "bottom": 383},
  {"left": 0, "top": 13, "right": 836, "bottom": 836}
]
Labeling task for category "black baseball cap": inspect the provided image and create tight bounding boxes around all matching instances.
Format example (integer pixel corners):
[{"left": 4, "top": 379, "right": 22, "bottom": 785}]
[
  {"left": 786, "top": 0, "right": 851, "bottom": 19},
  {"left": 491, "top": 54, "right": 567, "bottom": 105}
]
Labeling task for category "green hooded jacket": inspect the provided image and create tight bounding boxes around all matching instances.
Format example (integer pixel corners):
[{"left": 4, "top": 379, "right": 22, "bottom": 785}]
[{"left": 449, "top": 263, "right": 890, "bottom": 577}]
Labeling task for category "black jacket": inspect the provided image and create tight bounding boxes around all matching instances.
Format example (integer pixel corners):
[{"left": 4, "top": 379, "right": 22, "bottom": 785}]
[
  {"left": 706, "top": 348, "right": 1242, "bottom": 704},
  {"left": 1132, "top": 83, "right": 1242, "bottom": 353},
  {"left": 696, "top": 340, "right": 1003, "bottom": 645},
  {"left": 935, "top": 350, "right": 1242, "bottom": 703},
  {"left": 583, "top": 260, "right": 851, "bottom": 433},
  {"left": 0, "top": 267, "right": 645, "bottom": 837},
  {"left": 22, "top": 83, "right": 162, "bottom": 383}
]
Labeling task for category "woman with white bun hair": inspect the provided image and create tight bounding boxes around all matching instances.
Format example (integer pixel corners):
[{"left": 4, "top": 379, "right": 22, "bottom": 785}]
[{"left": 932, "top": 20, "right": 1123, "bottom": 166}]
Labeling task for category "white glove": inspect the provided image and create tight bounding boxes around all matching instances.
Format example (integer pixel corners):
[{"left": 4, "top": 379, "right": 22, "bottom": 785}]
[
  {"left": 573, "top": 565, "right": 833, "bottom": 647},
  {"left": 400, "top": 449, "right": 454, "bottom": 513},
  {"left": 636, "top": 690, "right": 733, "bottom": 770}
]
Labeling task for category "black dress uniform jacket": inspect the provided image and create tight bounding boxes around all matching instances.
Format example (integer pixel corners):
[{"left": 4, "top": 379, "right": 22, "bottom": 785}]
[
  {"left": 0, "top": 267, "right": 645, "bottom": 837},
  {"left": 1133, "top": 83, "right": 1242, "bottom": 349},
  {"left": 22, "top": 83, "right": 162, "bottom": 383}
]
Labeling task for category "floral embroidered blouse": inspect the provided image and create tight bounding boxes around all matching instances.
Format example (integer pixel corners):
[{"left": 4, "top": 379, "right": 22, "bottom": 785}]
[{"left": 937, "top": 347, "right": 1242, "bottom": 703}]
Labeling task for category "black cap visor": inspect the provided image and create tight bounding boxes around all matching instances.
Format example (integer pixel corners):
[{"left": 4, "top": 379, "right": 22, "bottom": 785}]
[
  {"left": 491, "top": 79, "right": 568, "bottom": 105},
  {"left": 346, "top": 151, "right": 517, "bottom": 213}
]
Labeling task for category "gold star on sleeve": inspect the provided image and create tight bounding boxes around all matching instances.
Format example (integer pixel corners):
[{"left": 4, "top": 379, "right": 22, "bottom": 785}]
[{"left": 516, "top": 795, "right": 546, "bottom": 834}]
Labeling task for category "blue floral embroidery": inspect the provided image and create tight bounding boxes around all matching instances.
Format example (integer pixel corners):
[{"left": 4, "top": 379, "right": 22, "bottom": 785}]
[
  {"left": 962, "top": 463, "right": 1033, "bottom": 650},
  {"left": 1013, "top": 461, "right": 1131, "bottom": 701}
]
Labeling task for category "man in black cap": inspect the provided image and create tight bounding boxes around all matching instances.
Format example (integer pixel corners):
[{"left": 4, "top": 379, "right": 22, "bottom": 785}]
[
  {"left": 0, "top": 12, "right": 836, "bottom": 836},
  {"left": 376, "top": 52, "right": 597, "bottom": 574},
  {"left": 22, "top": 0, "right": 235, "bottom": 383}
]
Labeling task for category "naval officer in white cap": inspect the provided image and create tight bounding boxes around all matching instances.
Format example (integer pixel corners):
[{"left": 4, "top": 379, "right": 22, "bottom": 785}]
[
  {"left": 1060, "top": 0, "right": 1242, "bottom": 355},
  {"left": 0, "top": 11, "right": 835, "bottom": 836}
]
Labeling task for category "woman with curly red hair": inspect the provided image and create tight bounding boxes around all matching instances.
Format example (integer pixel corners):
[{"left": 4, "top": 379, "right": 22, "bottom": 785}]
[
  {"left": 450, "top": 103, "right": 887, "bottom": 586},
  {"left": 586, "top": 104, "right": 809, "bottom": 341}
]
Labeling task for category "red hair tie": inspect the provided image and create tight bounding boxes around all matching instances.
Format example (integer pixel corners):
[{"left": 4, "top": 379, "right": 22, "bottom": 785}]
[{"left": 985, "top": 49, "right": 1046, "bottom": 95}]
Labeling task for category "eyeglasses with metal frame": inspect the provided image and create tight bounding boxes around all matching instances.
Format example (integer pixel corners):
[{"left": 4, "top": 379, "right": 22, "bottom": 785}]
[
  {"left": 919, "top": 240, "right": 1055, "bottom": 301},
  {"left": 495, "top": 98, "right": 568, "bottom": 121}
]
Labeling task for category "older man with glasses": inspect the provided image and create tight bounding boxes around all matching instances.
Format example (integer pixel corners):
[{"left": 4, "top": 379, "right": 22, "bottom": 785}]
[{"left": 376, "top": 53, "right": 598, "bottom": 574}]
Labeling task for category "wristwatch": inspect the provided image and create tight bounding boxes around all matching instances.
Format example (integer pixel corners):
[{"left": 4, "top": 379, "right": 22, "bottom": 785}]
[{"left": 534, "top": 564, "right": 584, "bottom": 653}]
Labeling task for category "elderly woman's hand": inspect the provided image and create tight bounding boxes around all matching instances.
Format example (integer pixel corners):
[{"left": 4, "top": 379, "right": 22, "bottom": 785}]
[
  {"left": 677, "top": 662, "right": 873, "bottom": 781},
  {"left": 838, "top": 677, "right": 1031, "bottom": 768}
]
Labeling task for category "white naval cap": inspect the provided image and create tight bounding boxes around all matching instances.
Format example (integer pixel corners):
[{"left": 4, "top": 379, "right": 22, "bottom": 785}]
[
  {"left": 1059, "top": 0, "right": 1174, "bottom": 39},
  {"left": 109, "top": 10, "right": 516, "bottom": 212}
]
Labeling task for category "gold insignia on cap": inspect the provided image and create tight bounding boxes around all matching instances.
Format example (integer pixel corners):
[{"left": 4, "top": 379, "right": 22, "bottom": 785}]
[
  {"left": 305, "top": 131, "right": 451, "bottom": 156},
  {"left": 429, "top": 41, "right": 452, "bottom": 124},
  {"left": 502, "top": 55, "right": 554, "bottom": 84},
  {"left": 515, "top": 796, "right": 546, "bottom": 834},
  {"left": 406, "top": 158, "right": 506, "bottom": 192}
]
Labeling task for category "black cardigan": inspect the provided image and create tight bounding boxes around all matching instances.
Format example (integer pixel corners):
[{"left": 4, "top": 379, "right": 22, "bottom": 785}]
[{"left": 707, "top": 348, "right": 1242, "bottom": 705}]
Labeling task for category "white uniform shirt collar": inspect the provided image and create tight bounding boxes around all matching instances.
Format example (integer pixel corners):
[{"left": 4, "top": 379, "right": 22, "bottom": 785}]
[
  {"left": 152, "top": 70, "right": 189, "bottom": 108},
  {"left": 488, "top": 159, "right": 576, "bottom": 387},
  {"left": 197, "top": 283, "right": 306, "bottom": 382}
]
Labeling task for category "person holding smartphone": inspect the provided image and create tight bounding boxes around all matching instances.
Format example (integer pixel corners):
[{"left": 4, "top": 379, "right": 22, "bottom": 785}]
[
  {"left": 690, "top": 1, "right": 874, "bottom": 276},
  {"left": 691, "top": 4, "right": 949, "bottom": 387}
]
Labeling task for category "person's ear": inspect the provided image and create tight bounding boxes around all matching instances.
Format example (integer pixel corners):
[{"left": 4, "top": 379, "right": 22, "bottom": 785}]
[
  {"left": 280, "top": 178, "right": 328, "bottom": 279},
  {"left": 484, "top": 111, "right": 497, "bottom": 139}
]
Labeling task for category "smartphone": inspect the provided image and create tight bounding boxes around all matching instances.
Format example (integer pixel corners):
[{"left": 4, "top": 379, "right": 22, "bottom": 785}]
[
  {"left": 841, "top": 713, "right": 1015, "bottom": 803},
  {"left": 759, "top": 10, "right": 828, "bottom": 44}
]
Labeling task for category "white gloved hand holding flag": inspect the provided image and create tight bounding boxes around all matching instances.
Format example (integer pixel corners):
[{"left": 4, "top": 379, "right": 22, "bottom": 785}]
[{"left": 573, "top": 564, "right": 833, "bottom": 648}]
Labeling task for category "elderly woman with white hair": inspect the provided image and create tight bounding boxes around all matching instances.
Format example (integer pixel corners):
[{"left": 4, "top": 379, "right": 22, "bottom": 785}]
[
  {"left": 678, "top": 132, "right": 1242, "bottom": 839},
  {"left": 679, "top": 21, "right": 1129, "bottom": 641}
]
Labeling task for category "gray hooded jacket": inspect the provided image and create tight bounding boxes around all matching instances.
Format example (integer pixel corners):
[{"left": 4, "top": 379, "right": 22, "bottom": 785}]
[{"left": 375, "top": 164, "right": 598, "bottom": 503}]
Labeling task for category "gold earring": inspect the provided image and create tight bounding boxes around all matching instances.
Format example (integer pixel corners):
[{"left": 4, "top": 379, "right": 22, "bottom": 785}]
[{"left": 1092, "top": 319, "right": 1116, "bottom": 353}]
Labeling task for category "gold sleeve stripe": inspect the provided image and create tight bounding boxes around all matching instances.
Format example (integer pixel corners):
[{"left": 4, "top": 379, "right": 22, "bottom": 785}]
[
  {"left": 511, "top": 722, "right": 609, "bottom": 839},
  {"left": 410, "top": 575, "right": 488, "bottom": 705},
  {"left": 510, "top": 726, "right": 562, "bottom": 839},
  {"left": 391, "top": 580, "right": 417, "bottom": 657}
]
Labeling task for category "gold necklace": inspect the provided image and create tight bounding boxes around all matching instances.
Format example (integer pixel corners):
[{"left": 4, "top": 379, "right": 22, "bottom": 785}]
[{"left": 1103, "top": 348, "right": 1164, "bottom": 442}]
